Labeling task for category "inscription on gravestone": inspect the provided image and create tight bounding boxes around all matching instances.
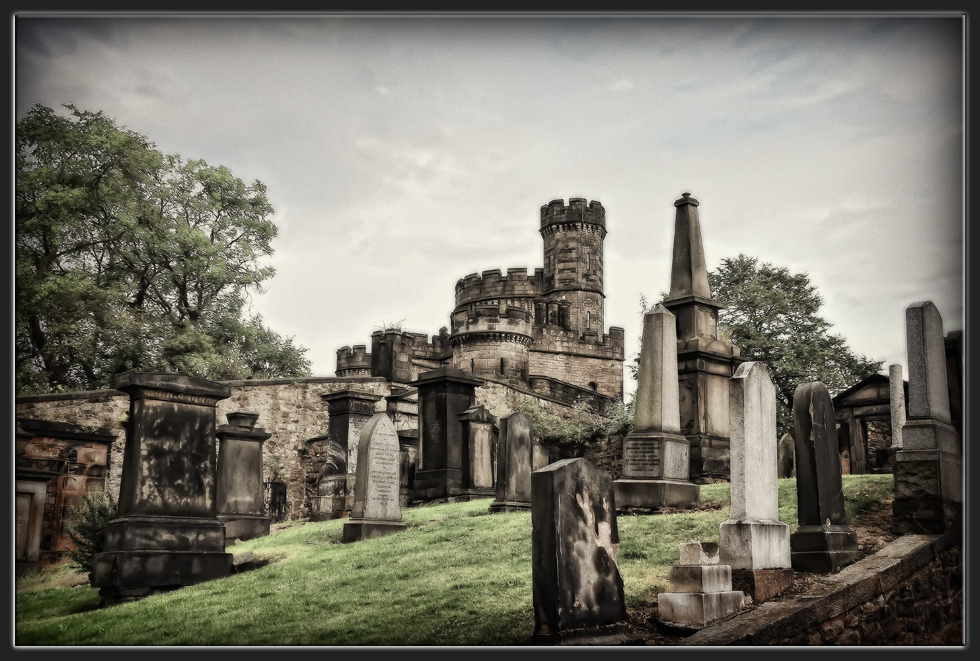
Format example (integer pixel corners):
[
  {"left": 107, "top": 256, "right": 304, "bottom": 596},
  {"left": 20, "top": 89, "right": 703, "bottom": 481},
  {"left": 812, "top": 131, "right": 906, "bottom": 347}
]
[{"left": 624, "top": 438, "right": 661, "bottom": 478}]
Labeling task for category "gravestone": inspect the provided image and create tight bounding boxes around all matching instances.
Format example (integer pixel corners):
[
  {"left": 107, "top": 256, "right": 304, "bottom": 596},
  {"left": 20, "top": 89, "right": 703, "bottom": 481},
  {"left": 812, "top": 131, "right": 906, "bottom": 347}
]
[
  {"left": 489, "top": 412, "right": 534, "bottom": 513},
  {"left": 888, "top": 364, "right": 907, "bottom": 450},
  {"left": 777, "top": 434, "right": 796, "bottom": 479},
  {"left": 90, "top": 371, "right": 233, "bottom": 605},
  {"left": 718, "top": 362, "right": 792, "bottom": 603},
  {"left": 410, "top": 367, "right": 483, "bottom": 502},
  {"left": 790, "top": 382, "right": 860, "bottom": 572},
  {"left": 531, "top": 458, "right": 639, "bottom": 645},
  {"left": 613, "top": 304, "right": 699, "bottom": 510},
  {"left": 216, "top": 410, "right": 273, "bottom": 541},
  {"left": 658, "top": 541, "right": 744, "bottom": 630},
  {"left": 457, "top": 405, "right": 497, "bottom": 499},
  {"left": 342, "top": 413, "right": 407, "bottom": 542},
  {"left": 893, "top": 302, "right": 962, "bottom": 540}
]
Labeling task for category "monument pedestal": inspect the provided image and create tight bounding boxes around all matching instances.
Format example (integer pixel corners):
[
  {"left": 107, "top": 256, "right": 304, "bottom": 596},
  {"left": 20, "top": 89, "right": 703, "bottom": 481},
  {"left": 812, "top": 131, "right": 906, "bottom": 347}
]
[
  {"left": 790, "top": 524, "right": 860, "bottom": 573},
  {"left": 218, "top": 514, "right": 271, "bottom": 542},
  {"left": 892, "top": 420, "right": 962, "bottom": 540},
  {"left": 412, "top": 468, "right": 463, "bottom": 501},
  {"left": 489, "top": 500, "right": 532, "bottom": 513},
  {"left": 342, "top": 519, "right": 407, "bottom": 543},
  {"left": 719, "top": 519, "right": 792, "bottom": 570},
  {"left": 612, "top": 431, "right": 699, "bottom": 510},
  {"left": 729, "top": 568, "right": 795, "bottom": 604}
]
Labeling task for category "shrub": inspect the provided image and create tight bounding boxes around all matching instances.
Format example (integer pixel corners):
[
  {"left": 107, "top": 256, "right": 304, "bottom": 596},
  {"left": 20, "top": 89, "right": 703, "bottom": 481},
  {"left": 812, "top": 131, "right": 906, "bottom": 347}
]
[{"left": 65, "top": 489, "right": 118, "bottom": 573}]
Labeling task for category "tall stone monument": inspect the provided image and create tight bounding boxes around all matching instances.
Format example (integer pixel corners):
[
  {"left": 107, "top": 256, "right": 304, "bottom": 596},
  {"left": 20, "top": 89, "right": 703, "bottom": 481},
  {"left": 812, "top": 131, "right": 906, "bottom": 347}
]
[
  {"left": 719, "top": 362, "right": 792, "bottom": 603},
  {"left": 342, "top": 413, "right": 407, "bottom": 542},
  {"left": 90, "top": 371, "right": 233, "bottom": 605},
  {"left": 489, "top": 411, "right": 534, "bottom": 513},
  {"left": 893, "top": 301, "right": 962, "bottom": 540},
  {"left": 790, "top": 382, "right": 860, "bottom": 573},
  {"left": 216, "top": 410, "right": 273, "bottom": 541},
  {"left": 661, "top": 192, "right": 742, "bottom": 482},
  {"left": 531, "top": 458, "right": 639, "bottom": 645},
  {"left": 613, "top": 304, "right": 699, "bottom": 510},
  {"left": 410, "top": 367, "right": 484, "bottom": 502}
]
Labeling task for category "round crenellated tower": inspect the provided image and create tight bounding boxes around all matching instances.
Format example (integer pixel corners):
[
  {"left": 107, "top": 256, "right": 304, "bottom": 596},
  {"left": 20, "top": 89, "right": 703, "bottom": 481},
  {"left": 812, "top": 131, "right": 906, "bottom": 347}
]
[
  {"left": 449, "top": 304, "right": 532, "bottom": 385},
  {"left": 539, "top": 198, "right": 606, "bottom": 335}
]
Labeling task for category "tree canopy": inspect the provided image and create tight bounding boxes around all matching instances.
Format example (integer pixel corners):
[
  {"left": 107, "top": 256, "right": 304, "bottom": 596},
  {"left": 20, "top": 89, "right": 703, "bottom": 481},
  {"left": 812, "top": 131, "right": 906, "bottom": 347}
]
[
  {"left": 707, "top": 254, "right": 883, "bottom": 436},
  {"left": 16, "top": 103, "right": 312, "bottom": 393}
]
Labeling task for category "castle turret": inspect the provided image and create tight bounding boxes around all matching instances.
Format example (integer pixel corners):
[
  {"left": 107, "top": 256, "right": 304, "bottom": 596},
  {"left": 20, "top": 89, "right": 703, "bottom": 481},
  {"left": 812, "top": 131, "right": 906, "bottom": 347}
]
[{"left": 450, "top": 304, "right": 532, "bottom": 385}]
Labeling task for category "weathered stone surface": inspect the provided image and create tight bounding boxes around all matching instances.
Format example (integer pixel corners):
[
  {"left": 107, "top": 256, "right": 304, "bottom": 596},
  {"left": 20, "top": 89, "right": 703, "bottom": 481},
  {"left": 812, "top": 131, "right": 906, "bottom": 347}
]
[
  {"left": 489, "top": 411, "right": 534, "bottom": 512},
  {"left": 531, "top": 458, "right": 627, "bottom": 636},
  {"left": 680, "top": 541, "right": 719, "bottom": 565},
  {"left": 613, "top": 479, "right": 700, "bottom": 509},
  {"left": 216, "top": 412, "right": 272, "bottom": 541},
  {"left": 343, "top": 413, "right": 406, "bottom": 543},
  {"left": 777, "top": 434, "right": 796, "bottom": 479},
  {"left": 905, "top": 301, "right": 951, "bottom": 423},
  {"left": 730, "top": 568, "right": 795, "bottom": 604},
  {"left": 632, "top": 305, "right": 681, "bottom": 433},
  {"left": 666, "top": 193, "right": 712, "bottom": 303},
  {"left": 668, "top": 564, "right": 733, "bottom": 593},
  {"left": 457, "top": 405, "right": 496, "bottom": 493},
  {"left": 790, "top": 526, "right": 862, "bottom": 573},
  {"left": 658, "top": 591, "right": 745, "bottom": 629},
  {"left": 889, "top": 364, "right": 907, "bottom": 448},
  {"left": 720, "top": 520, "right": 791, "bottom": 570}
]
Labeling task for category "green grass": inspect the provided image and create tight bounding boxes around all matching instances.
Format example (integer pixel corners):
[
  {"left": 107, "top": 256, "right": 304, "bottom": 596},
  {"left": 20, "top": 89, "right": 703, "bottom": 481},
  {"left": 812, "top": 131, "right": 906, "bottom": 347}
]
[{"left": 15, "top": 474, "right": 893, "bottom": 646}]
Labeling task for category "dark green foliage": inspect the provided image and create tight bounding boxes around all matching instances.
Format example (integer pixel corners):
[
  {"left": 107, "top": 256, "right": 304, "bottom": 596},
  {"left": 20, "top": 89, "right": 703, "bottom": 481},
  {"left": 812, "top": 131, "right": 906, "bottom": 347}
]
[
  {"left": 16, "top": 103, "right": 312, "bottom": 393},
  {"left": 64, "top": 490, "right": 117, "bottom": 573}
]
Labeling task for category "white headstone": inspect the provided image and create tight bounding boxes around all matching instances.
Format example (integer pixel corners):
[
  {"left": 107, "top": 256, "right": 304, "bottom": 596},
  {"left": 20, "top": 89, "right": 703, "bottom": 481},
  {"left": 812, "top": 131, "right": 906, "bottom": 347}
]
[
  {"left": 633, "top": 304, "right": 681, "bottom": 434},
  {"left": 350, "top": 413, "right": 402, "bottom": 522}
]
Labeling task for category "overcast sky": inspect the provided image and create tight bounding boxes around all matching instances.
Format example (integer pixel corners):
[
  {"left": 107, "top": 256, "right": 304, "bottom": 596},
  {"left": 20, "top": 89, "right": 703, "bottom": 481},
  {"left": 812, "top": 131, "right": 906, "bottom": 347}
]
[{"left": 15, "top": 13, "right": 965, "bottom": 399}]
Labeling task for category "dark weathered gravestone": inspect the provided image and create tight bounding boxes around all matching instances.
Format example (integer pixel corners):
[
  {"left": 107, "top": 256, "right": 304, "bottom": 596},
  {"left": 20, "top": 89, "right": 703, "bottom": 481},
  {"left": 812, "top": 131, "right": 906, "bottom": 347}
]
[
  {"left": 90, "top": 371, "right": 233, "bottom": 605},
  {"left": 613, "top": 304, "right": 699, "bottom": 510},
  {"left": 777, "top": 434, "right": 796, "bottom": 479},
  {"left": 489, "top": 411, "right": 534, "bottom": 513},
  {"left": 342, "top": 413, "right": 407, "bottom": 542},
  {"left": 457, "top": 405, "right": 497, "bottom": 498},
  {"left": 790, "top": 382, "right": 860, "bottom": 572},
  {"left": 893, "top": 301, "right": 962, "bottom": 539},
  {"left": 216, "top": 410, "right": 272, "bottom": 541},
  {"left": 531, "top": 458, "right": 639, "bottom": 645}
]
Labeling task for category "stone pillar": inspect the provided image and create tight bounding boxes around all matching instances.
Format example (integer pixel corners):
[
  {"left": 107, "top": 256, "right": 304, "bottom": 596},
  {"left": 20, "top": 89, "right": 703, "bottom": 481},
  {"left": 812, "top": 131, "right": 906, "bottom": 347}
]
[
  {"left": 90, "top": 371, "right": 232, "bottom": 605},
  {"left": 410, "top": 367, "right": 483, "bottom": 502},
  {"left": 457, "top": 405, "right": 497, "bottom": 498},
  {"left": 489, "top": 412, "right": 534, "bottom": 513},
  {"left": 342, "top": 413, "right": 407, "bottom": 542},
  {"left": 613, "top": 304, "right": 699, "bottom": 510},
  {"left": 661, "top": 192, "right": 743, "bottom": 482},
  {"left": 790, "top": 382, "right": 860, "bottom": 573},
  {"left": 719, "top": 362, "right": 792, "bottom": 603},
  {"left": 531, "top": 458, "right": 639, "bottom": 645},
  {"left": 893, "top": 302, "right": 962, "bottom": 540},
  {"left": 889, "top": 364, "right": 907, "bottom": 449},
  {"left": 216, "top": 410, "right": 272, "bottom": 542}
]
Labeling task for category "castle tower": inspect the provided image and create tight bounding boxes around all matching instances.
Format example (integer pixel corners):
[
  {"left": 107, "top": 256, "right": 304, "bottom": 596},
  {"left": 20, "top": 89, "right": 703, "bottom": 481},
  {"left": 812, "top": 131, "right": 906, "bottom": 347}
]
[
  {"left": 450, "top": 304, "right": 533, "bottom": 385},
  {"left": 662, "top": 193, "right": 743, "bottom": 482},
  {"left": 539, "top": 198, "right": 606, "bottom": 336}
]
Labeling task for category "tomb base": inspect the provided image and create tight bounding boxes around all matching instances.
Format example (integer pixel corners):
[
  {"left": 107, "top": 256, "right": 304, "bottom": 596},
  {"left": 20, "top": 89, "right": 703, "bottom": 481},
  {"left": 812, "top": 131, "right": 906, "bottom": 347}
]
[
  {"left": 411, "top": 468, "right": 463, "bottom": 502},
  {"left": 341, "top": 519, "right": 407, "bottom": 543},
  {"left": 892, "top": 446, "right": 962, "bottom": 543},
  {"left": 612, "top": 479, "right": 700, "bottom": 510},
  {"left": 719, "top": 519, "right": 791, "bottom": 570},
  {"left": 488, "top": 499, "right": 532, "bottom": 513},
  {"left": 729, "top": 568, "right": 794, "bottom": 603},
  {"left": 657, "top": 591, "right": 745, "bottom": 629},
  {"left": 790, "top": 525, "right": 861, "bottom": 573},
  {"left": 530, "top": 622, "right": 645, "bottom": 646},
  {"left": 218, "top": 514, "right": 271, "bottom": 542},
  {"left": 90, "top": 549, "right": 233, "bottom": 603}
]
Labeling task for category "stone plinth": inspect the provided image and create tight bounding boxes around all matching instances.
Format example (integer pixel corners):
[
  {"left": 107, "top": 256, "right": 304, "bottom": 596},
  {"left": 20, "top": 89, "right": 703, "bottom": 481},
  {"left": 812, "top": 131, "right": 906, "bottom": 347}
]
[
  {"left": 342, "top": 413, "right": 406, "bottom": 543},
  {"left": 90, "top": 371, "right": 233, "bottom": 604},
  {"left": 658, "top": 542, "right": 745, "bottom": 630},
  {"left": 216, "top": 411, "right": 272, "bottom": 541},
  {"left": 531, "top": 458, "right": 634, "bottom": 641},
  {"left": 719, "top": 520, "right": 791, "bottom": 570},
  {"left": 410, "top": 368, "right": 482, "bottom": 502},
  {"left": 789, "top": 525, "right": 862, "bottom": 573},
  {"left": 489, "top": 412, "right": 533, "bottom": 513}
]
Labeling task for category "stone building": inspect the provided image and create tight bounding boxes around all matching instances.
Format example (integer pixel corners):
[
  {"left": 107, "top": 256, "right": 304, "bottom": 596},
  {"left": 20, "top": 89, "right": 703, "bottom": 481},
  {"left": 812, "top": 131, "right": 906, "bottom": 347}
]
[{"left": 335, "top": 198, "right": 626, "bottom": 409}]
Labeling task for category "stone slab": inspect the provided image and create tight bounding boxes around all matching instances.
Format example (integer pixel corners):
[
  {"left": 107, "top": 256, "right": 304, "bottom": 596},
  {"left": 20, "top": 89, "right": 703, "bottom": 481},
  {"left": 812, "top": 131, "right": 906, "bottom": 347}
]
[
  {"left": 730, "top": 568, "right": 795, "bottom": 604},
  {"left": 612, "top": 479, "right": 700, "bottom": 510},
  {"left": 719, "top": 519, "right": 791, "bottom": 570},
  {"left": 341, "top": 520, "right": 408, "bottom": 543},
  {"left": 668, "top": 564, "right": 732, "bottom": 593},
  {"left": 90, "top": 550, "right": 233, "bottom": 590},
  {"left": 218, "top": 515, "right": 270, "bottom": 541},
  {"left": 680, "top": 541, "right": 719, "bottom": 565},
  {"left": 101, "top": 516, "right": 226, "bottom": 553},
  {"left": 658, "top": 590, "right": 745, "bottom": 629}
]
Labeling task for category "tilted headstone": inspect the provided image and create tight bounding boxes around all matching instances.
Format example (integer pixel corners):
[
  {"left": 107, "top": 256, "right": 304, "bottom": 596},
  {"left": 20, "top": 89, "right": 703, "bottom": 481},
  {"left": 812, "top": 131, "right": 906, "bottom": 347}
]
[
  {"left": 531, "top": 458, "right": 638, "bottom": 645},
  {"left": 489, "top": 411, "right": 534, "bottom": 513},
  {"left": 719, "top": 362, "right": 792, "bottom": 601},
  {"left": 777, "top": 434, "right": 796, "bottom": 479},
  {"left": 658, "top": 541, "right": 744, "bottom": 630},
  {"left": 342, "top": 413, "right": 407, "bottom": 542},
  {"left": 90, "top": 371, "right": 233, "bottom": 605},
  {"left": 216, "top": 410, "right": 273, "bottom": 541},
  {"left": 790, "top": 382, "right": 860, "bottom": 572},
  {"left": 613, "top": 304, "right": 700, "bottom": 510},
  {"left": 893, "top": 301, "right": 962, "bottom": 538}
]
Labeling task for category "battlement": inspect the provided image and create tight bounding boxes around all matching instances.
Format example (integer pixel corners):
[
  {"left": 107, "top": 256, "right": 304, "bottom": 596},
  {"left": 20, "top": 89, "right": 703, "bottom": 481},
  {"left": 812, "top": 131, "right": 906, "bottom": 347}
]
[
  {"left": 540, "top": 198, "right": 605, "bottom": 230},
  {"left": 370, "top": 327, "right": 452, "bottom": 361},
  {"left": 455, "top": 267, "right": 544, "bottom": 307},
  {"left": 450, "top": 305, "right": 533, "bottom": 346},
  {"left": 336, "top": 345, "right": 371, "bottom": 372}
]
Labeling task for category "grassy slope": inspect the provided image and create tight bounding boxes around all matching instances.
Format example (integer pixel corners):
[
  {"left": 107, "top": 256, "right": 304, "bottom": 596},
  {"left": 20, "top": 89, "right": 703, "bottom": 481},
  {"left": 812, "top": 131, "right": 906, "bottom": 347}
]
[{"left": 15, "top": 474, "right": 893, "bottom": 646}]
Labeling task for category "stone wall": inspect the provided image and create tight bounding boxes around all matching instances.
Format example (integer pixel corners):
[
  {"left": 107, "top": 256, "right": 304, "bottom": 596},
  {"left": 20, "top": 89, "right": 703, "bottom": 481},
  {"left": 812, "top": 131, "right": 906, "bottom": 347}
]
[{"left": 529, "top": 347, "right": 623, "bottom": 399}]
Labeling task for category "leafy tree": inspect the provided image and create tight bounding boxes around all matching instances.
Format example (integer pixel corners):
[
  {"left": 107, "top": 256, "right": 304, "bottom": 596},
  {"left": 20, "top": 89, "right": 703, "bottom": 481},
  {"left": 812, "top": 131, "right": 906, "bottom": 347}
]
[
  {"left": 708, "top": 254, "right": 883, "bottom": 436},
  {"left": 16, "top": 103, "right": 312, "bottom": 392},
  {"left": 65, "top": 489, "right": 117, "bottom": 574}
]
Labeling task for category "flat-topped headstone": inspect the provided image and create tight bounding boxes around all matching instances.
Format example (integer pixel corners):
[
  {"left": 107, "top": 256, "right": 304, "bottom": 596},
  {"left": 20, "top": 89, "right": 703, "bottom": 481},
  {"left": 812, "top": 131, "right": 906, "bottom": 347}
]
[
  {"left": 613, "top": 305, "right": 699, "bottom": 510},
  {"left": 790, "top": 381, "right": 860, "bottom": 573},
  {"left": 489, "top": 411, "right": 534, "bottom": 513},
  {"left": 216, "top": 411, "right": 273, "bottom": 541},
  {"left": 905, "top": 301, "right": 951, "bottom": 424},
  {"left": 342, "top": 413, "right": 406, "bottom": 542},
  {"left": 90, "top": 371, "right": 233, "bottom": 604},
  {"left": 719, "top": 362, "right": 791, "bottom": 576},
  {"left": 531, "top": 458, "right": 638, "bottom": 644}
]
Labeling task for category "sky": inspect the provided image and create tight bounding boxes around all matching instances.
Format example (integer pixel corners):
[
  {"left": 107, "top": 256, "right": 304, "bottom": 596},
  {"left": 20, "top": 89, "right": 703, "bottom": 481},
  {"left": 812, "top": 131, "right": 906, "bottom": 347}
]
[{"left": 14, "top": 13, "right": 965, "bottom": 399}]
